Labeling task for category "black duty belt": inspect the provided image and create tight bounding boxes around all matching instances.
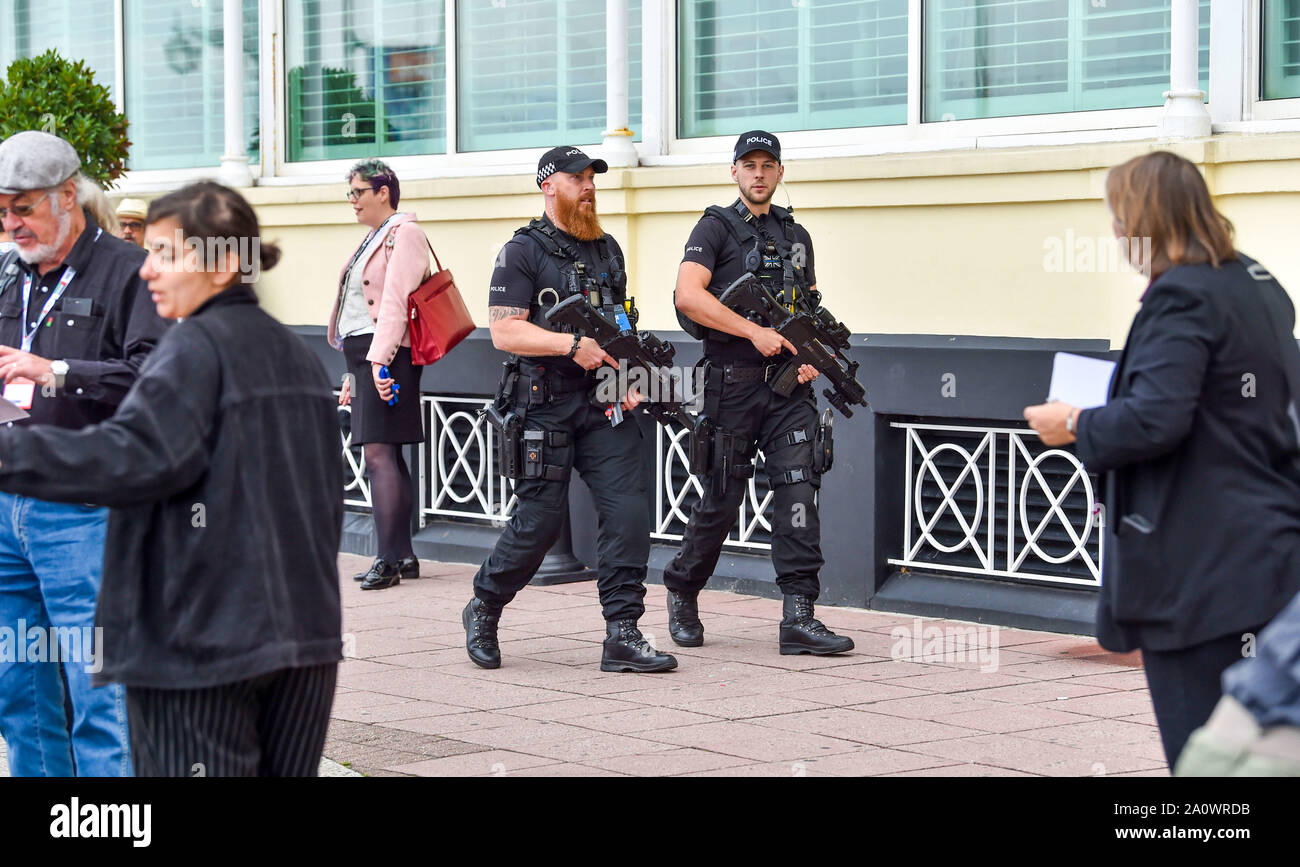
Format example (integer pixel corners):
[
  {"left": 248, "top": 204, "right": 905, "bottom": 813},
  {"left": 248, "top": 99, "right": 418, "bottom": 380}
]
[
  {"left": 719, "top": 359, "right": 784, "bottom": 384},
  {"left": 515, "top": 367, "right": 591, "bottom": 406}
]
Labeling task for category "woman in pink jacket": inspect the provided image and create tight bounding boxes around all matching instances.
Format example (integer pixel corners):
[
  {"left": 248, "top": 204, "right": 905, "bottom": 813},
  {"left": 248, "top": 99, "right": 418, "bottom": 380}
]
[{"left": 330, "top": 159, "right": 430, "bottom": 590}]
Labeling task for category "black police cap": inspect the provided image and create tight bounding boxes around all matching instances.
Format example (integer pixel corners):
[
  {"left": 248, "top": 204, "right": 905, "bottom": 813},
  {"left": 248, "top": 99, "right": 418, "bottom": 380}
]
[{"left": 536, "top": 146, "right": 609, "bottom": 188}]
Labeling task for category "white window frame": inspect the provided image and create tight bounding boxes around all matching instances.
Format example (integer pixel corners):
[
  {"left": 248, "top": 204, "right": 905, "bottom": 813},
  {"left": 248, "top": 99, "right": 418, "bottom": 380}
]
[
  {"left": 113, "top": 0, "right": 266, "bottom": 193},
  {"left": 654, "top": 0, "right": 1202, "bottom": 166},
  {"left": 110, "top": 0, "right": 1292, "bottom": 190},
  {"left": 263, "top": 0, "right": 655, "bottom": 185},
  {"left": 1246, "top": 0, "right": 1300, "bottom": 125}
]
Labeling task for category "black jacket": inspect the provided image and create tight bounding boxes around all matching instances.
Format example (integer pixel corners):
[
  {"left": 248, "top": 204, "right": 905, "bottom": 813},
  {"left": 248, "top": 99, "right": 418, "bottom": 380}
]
[
  {"left": 0, "top": 284, "right": 343, "bottom": 688},
  {"left": 1075, "top": 255, "right": 1300, "bottom": 652},
  {"left": 0, "top": 211, "right": 166, "bottom": 429}
]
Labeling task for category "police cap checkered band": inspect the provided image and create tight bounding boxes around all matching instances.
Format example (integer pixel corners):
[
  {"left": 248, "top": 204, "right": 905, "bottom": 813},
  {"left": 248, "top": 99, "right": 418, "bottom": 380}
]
[{"left": 536, "top": 146, "right": 609, "bottom": 188}]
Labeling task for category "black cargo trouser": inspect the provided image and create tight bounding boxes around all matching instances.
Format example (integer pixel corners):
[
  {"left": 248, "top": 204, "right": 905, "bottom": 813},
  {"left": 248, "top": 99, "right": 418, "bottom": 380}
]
[
  {"left": 474, "top": 389, "right": 651, "bottom": 622},
  {"left": 663, "top": 365, "right": 824, "bottom": 599}
]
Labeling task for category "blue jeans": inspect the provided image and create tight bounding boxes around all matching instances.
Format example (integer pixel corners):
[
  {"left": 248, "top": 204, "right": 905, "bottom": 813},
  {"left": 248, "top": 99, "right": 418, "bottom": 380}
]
[{"left": 0, "top": 493, "right": 131, "bottom": 776}]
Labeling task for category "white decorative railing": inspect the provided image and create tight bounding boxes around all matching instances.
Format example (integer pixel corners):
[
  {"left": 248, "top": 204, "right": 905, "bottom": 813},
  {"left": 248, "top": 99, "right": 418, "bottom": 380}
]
[
  {"left": 338, "top": 404, "right": 371, "bottom": 509},
  {"left": 887, "top": 422, "right": 1103, "bottom": 587},
  {"left": 653, "top": 418, "right": 774, "bottom": 551},
  {"left": 335, "top": 393, "right": 774, "bottom": 551},
  {"left": 416, "top": 395, "right": 516, "bottom": 526}
]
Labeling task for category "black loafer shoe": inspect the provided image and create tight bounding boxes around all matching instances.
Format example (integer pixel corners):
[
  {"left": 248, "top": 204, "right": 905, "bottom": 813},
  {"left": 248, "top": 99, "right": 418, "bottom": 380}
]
[
  {"left": 359, "top": 559, "right": 401, "bottom": 591},
  {"left": 354, "top": 555, "right": 419, "bottom": 582}
]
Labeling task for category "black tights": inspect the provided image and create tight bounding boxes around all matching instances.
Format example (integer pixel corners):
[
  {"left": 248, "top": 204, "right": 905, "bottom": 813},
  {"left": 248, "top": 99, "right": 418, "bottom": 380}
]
[{"left": 364, "top": 443, "right": 414, "bottom": 563}]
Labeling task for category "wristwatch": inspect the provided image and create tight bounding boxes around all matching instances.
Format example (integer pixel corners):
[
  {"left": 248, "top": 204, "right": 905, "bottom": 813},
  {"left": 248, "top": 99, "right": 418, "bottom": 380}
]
[
  {"left": 566, "top": 334, "right": 581, "bottom": 359},
  {"left": 50, "top": 359, "right": 69, "bottom": 389},
  {"left": 1065, "top": 408, "right": 1079, "bottom": 434}
]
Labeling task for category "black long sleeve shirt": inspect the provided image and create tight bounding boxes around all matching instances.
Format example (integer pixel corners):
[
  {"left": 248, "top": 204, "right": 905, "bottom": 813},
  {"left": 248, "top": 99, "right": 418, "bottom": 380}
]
[
  {"left": 0, "top": 284, "right": 344, "bottom": 688},
  {"left": 0, "top": 211, "right": 166, "bottom": 428}
]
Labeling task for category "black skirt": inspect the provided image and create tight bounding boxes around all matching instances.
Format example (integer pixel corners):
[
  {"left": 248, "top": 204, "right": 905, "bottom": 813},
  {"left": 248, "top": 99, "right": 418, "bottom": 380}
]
[{"left": 343, "top": 335, "right": 425, "bottom": 444}]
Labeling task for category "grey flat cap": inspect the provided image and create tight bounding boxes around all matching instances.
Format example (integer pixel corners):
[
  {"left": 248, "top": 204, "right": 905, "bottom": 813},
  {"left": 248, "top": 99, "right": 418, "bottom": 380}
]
[{"left": 0, "top": 131, "right": 82, "bottom": 195}]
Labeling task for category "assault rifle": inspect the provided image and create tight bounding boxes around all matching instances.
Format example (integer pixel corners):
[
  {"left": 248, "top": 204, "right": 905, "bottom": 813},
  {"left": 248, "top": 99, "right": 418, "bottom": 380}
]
[
  {"left": 718, "top": 273, "right": 869, "bottom": 418},
  {"left": 545, "top": 294, "right": 695, "bottom": 432}
]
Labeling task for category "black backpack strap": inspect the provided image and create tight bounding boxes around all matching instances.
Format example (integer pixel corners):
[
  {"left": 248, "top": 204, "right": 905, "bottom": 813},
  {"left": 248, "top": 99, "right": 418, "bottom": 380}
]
[
  {"left": 1251, "top": 260, "right": 1300, "bottom": 446},
  {"left": 704, "top": 201, "right": 761, "bottom": 254},
  {"left": 515, "top": 218, "right": 574, "bottom": 261}
]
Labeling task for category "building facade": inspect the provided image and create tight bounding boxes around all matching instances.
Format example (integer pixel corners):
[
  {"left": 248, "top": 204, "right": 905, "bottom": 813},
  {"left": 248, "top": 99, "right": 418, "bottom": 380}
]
[{"left": 7, "top": 1, "right": 1300, "bottom": 631}]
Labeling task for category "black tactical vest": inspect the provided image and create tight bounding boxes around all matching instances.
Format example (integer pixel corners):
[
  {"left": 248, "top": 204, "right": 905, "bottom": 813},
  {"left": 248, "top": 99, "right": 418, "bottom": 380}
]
[
  {"left": 676, "top": 199, "right": 810, "bottom": 341},
  {"left": 514, "top": 218, "right": 627, "bottom": 333}
]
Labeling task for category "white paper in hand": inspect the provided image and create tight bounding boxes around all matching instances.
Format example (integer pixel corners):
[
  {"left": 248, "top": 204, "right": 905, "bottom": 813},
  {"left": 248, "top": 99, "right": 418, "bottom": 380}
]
[{"left": 1048, "top": 352, "right": 1116, "bottom": 409}]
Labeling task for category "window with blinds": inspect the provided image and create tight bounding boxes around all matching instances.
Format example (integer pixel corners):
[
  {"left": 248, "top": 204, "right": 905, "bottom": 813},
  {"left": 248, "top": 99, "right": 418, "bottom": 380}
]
[
  {"left": 1264, "top": 0, "right": 1300, "bottom": 100},
  {"left": 924, "top": 0, "right": 1209, "bottom": 122},
  {"left": 286, "top": 0, "right": 446, "bottom": 163},
  {"left": 678, "top": 0, "right": 907, "bottom": 139},
  {"left": 457, "top": 0, "right": 641, "bottom": 153},
  {"left": 124, "top": 0, "right": 259, "bottom": 170},
  {"left": 0, "top": 1, "right": 116, "bottom": 99}
]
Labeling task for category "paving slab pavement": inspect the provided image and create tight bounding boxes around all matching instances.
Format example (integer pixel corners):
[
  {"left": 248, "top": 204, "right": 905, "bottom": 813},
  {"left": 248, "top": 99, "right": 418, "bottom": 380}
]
[
  {"left": 324, "top": 553, "right": 1165, "bottom": 778},
  {"left": 0, "top": 554, "right": 1162, "bottom": 778}
]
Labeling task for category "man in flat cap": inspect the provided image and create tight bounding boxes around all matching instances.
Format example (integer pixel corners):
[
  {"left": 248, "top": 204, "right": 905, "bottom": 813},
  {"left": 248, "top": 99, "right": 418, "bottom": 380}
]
[
  {"left": 114, "top": 198, "right": 148, "bottom": 247},
  {"left": 461, "top": 146, "right": 677, "bottom": 673},
  {"left": 0, "top": 130, "right": 166, "bottom": 776}
]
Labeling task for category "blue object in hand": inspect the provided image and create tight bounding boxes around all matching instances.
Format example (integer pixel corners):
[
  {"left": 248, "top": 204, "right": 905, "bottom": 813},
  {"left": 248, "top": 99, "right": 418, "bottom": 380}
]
[{"left": 380, "top": 365, "right": 399, "bottom": 406}]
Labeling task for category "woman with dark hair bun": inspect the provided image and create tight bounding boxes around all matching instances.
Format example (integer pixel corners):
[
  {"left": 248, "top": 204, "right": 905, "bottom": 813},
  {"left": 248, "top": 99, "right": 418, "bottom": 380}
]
[
  {"left": 1025, "top": 151, "right": 1300, "bottom": 769},
  {"left": 329, "top": 159, "right": 431, "bottom": 590},
  {"left": 0, "top": 180, "right": 344, "bottom": 776}
]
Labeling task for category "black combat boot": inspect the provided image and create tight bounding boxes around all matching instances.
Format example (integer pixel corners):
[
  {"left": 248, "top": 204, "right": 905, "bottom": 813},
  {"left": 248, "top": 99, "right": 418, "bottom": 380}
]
[
  {"left": 666, "top": 591, "right": 704, "bottom": 647},
  {"left": 779, "top": 594, "right": 854, "bottom": 655},
  {"left": 462, "top": 598, "right": 503, "bottom": 669},
  {"left": 353, "top": 556, "right": 418, "bottom": 582},
  {"left": 359, "top": 559, "right": 401, "bottom": 590},
  {"left": 601, "top": 620, "right": 678, "bottom": 672}
]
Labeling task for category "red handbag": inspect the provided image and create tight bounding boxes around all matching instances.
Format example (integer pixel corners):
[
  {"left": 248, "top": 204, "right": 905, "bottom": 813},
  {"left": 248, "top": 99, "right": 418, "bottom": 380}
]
[{"left": 407, "top": 238, "right": 474, "bottom": 366}]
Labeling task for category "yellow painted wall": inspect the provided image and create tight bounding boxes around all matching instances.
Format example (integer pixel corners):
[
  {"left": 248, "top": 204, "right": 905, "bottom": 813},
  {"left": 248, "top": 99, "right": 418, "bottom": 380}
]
[{"left": 229, "top": 133, "right": 1300, "bottom": 348}]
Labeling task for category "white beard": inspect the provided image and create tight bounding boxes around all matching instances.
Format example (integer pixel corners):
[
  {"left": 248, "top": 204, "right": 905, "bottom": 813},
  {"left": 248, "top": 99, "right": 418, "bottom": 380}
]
[{"left": 16, "top": 201, "right": 72, "bottom": 266}]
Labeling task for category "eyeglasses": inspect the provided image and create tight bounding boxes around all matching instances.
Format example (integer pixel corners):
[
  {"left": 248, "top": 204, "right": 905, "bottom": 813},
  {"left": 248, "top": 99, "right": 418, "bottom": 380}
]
[
  {"left": 0, "top": 196, "right": 49, "bottom": 220},
  {"left": 120, "top": 220, "right": 144, "bottom": 231},
  {"left": 346, "top": 186, "right": 371, "bottom": 202}
]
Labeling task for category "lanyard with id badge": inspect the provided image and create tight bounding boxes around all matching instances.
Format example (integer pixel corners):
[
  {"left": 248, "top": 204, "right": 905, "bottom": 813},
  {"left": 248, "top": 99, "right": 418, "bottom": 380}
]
[{"left": 3, "top": 228, "right": 101, "bottom": 411}]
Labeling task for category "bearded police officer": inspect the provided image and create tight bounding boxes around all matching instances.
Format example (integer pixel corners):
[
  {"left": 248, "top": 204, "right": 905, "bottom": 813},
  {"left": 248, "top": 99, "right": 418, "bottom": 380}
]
[
  {"left": 462, "top": 146, "right": 676, "bottom": 673},
  {"left": 666, "top": 131, "right": 854, "bottom": 656}
]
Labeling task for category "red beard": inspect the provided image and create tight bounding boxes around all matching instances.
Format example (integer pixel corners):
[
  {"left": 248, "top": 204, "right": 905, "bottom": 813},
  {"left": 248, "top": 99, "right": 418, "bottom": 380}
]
[{"left": 556, "top": 190, "right": 603, "bottom": 241}]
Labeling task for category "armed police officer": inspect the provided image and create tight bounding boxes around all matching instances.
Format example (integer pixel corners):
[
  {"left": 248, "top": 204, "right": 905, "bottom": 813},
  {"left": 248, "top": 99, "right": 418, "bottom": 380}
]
[
  {"left": 462, "top": 146, "right": 677, "bottom": 674},
  {"left": 666, "top": 131, "right": 854, "bottom": 656}
]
